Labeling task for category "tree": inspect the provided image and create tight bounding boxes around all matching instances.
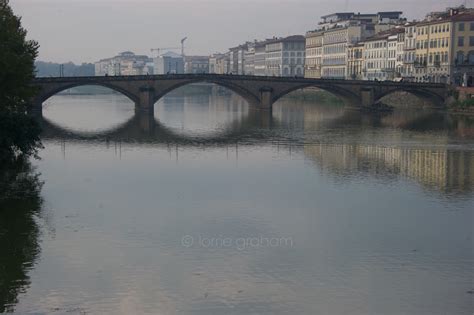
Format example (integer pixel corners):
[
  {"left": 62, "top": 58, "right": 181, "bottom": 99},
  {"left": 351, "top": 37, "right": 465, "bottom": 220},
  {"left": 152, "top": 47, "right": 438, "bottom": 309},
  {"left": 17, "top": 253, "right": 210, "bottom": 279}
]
[{"left": 0, "top": 0, "right": 41, "bottom": 162}]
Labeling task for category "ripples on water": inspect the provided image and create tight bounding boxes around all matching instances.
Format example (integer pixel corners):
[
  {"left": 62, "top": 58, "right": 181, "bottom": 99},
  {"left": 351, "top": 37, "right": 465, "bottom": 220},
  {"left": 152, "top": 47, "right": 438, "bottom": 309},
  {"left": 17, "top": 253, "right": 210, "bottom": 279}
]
[{"left": 1, "top": 85, "right": 473, "bottom": 314}]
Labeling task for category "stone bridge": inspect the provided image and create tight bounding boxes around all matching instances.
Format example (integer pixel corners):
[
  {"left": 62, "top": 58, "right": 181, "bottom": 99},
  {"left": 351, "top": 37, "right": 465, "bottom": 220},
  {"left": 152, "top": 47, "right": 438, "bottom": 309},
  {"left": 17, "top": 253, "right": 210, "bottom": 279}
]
[{"left": 31, "top": 74, "right": 449, "bottom": 113}]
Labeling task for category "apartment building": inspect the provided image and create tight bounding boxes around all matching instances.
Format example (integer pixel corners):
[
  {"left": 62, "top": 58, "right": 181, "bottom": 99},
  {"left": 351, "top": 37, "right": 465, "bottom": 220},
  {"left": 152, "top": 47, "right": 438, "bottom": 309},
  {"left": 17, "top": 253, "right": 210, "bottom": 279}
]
[
  {"left": 402, "top": 23, "right": 417, "bottom": 81},
  {"left": 395, "top": 30, "right": 405, "bottom": 77},
  {"left": 265, "top": 35, "right": 305, "bottom": 77},
  {"left": 254, "top": 41, "right": 267, "bottom": 76},
  {"left": 94, "top": 51, "right": 152, "bottom": 76},
  {"left": 347, "top": 43, "right": 364, "bottom": 79},
  {"left": 305, "top": 30, "right": 324, "bottom": 78},
  {"left": 184, "top": 56, "right": 209, "bottom": 74},
  {"left": 363, "top": 31, "right": 392, "bottom": 80},
  {"left": 154, "top": 51, "right": 184, "bottom": 74},
  {"left": 229, "top": 44, "right": 249, "bottom": 75},
  {"left": 244, "top": 43, "right": 256, "bottom": 75},
  {"left": 321, "top": 24, "right": 376, "bottom": 79},
  {"left": 451, "top": 12, "right": 474, "bottom": 85},
  {"left": 308, "top": 11, "right": 402, "bottom": 79},
  {"left": 415, "top": 18, "right": 451, "bottom": 83}
]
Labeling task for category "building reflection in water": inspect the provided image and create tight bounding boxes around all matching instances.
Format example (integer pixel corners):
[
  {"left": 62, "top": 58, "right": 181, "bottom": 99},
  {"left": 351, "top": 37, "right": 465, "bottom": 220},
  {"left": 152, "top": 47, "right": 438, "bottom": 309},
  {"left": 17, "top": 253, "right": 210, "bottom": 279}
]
[
  {"left": 289, "top": 99, "right": 474, "bottom": 196},
  {"left": 304, "top": 143, "right": 474, "bottom": 195}
]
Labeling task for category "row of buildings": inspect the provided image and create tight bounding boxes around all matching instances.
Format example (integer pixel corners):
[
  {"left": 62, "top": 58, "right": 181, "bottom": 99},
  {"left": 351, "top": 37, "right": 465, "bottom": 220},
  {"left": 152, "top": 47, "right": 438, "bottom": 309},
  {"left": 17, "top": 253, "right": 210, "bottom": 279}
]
[
  {"left": 94, "top": 5, "right": 474, "bottom": 86},
  {"left": 94, "top": 51, "right": 210, "bottom": 76},
  {"left": 207, "top": 6, "right": 474, "bottom": 85}
]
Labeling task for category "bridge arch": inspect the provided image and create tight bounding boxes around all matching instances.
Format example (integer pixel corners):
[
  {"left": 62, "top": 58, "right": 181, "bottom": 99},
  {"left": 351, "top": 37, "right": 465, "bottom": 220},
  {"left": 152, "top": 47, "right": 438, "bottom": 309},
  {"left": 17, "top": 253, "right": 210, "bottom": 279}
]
[
  {"left": 375, "top": 87, "right": 446, "bottom": 108},
  {"left": 271, "top": 83, "right": 362, "bottom": 107},
  {"left": 33, "top": 82, "right": 140, "bottom": 109},
  {"left": 151, "top": 79, "right": 261, "bottom": 108}
]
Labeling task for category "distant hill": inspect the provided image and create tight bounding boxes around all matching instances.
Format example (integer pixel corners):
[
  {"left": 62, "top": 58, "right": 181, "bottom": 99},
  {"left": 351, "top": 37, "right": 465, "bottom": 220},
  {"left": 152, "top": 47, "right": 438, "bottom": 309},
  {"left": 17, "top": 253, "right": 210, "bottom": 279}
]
[{"left": 35, "top": 61, "right": 94, "bottom": 77}]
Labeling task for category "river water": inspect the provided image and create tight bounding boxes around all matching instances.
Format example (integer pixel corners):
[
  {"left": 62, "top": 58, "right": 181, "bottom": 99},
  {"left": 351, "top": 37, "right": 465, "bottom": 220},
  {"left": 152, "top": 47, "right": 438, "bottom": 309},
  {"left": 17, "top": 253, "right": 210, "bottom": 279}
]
[{"left": 1, "top": 85, "right": 473, "bottom": 314}]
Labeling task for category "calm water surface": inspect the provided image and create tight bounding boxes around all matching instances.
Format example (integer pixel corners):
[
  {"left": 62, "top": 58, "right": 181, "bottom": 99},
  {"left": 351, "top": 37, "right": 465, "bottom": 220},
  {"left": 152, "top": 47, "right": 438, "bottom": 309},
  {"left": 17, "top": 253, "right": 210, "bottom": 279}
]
[{"left": 1, "top": 86, "right": 473, "bottom": 314}]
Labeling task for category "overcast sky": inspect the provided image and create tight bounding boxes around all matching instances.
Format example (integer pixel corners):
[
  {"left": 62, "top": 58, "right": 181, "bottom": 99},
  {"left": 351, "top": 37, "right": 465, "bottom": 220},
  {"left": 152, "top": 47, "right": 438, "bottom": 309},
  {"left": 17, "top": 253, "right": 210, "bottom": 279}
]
[{"left": 10, "top": 0, "right": 472, "bottom": 63}]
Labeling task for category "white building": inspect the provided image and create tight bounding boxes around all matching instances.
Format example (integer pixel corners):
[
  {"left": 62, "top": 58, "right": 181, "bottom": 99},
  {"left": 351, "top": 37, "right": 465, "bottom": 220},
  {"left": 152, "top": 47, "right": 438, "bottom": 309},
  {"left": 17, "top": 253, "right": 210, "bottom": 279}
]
[
  {"left": 395, "top": 30, "right": 405, "bottom": 78},
  {"left": 402, "top": 23, "right": 417, "bottom": 81},
  {"left": 154, "top": 51, "right": 184, "bottom": 74},
  {"left": 362, "top": 28, "right": 404, "bottom": 81},
  {"left": 184, "top": 56, "right": 209, "bottom": 74},
  {"left": 94, "top": 51, "right": 152, "bottom": 76},
  {"left": 363, "top": 32, "right": 390, "bottom": 80},
  {"left": 305, "top": 30, "right": 324, "bottom": 78},
  {"left": 265, "top": 35, "right": 306, "bottom": 77},
  {"left": 254, "top": 41, "right": 267, "bottom": 76},
  {"left": 244, "top": 43, "right": 256, "bottom": 75}
]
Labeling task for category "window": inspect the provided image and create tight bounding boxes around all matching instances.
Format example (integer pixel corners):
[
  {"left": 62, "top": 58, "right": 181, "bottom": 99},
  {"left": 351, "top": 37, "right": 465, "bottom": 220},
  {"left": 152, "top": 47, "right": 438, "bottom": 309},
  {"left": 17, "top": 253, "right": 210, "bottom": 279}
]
[
  {"left": 459, "top": 23, "right": 465, "bottom": 31},
  {"left": 471, "top": 22, "right": 474, "bottom": 31},
  {"left": 469, "top": 51, "right": 474, "bottom": 64},
  {"left": 457, "top": 51, "right": 465, "bottom": 64},
  {"left": 459, "top": 36, "right": 465, "bottom": 47},
  {"left": 470, "top": 36, "right": 474, "bottom": 46}
]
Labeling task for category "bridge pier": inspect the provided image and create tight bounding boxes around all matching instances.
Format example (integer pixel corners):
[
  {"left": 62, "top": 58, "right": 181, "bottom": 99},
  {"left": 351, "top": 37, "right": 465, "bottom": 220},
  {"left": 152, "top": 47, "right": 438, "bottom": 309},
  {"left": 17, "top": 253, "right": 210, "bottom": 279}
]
[
  {"left": 258, "top": 87, "right": 274, "bottom": 111},
  {"left": 360, "top": 87, "right": 375, "bottom": 107},
  {"left": 136, "top": 86, "right": 155, "bottom": 113}
]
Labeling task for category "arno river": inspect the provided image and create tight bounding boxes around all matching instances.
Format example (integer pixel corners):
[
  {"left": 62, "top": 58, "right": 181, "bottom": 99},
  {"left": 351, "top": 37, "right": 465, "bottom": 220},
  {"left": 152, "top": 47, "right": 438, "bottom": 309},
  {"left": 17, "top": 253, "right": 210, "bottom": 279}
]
[{"left": 1, "top": 85, "right": 473, "bottom": 314}]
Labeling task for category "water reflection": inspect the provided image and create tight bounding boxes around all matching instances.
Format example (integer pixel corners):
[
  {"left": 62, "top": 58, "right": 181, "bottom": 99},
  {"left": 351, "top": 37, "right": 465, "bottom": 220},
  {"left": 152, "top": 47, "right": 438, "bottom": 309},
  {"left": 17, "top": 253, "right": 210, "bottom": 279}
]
[
  {"left": 0, "top": 159, "right": 43, "bottom": 313},
  {"left": 37, "top": 93, "right": 474, "bottom": 197},
  {"left": 43, "top": 93, "right": 135, "bottom": 133},
  {"left": 8, "top": 87, "right": 473, "bottom": 314},
  {"left": 304, "top": 144, "right": 474, "bottom": 196}
]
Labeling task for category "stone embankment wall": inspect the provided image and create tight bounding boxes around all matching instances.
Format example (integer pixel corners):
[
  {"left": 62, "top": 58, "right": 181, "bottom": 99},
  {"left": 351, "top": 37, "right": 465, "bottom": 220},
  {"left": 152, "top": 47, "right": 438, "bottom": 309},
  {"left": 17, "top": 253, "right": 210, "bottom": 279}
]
[{"left": 380, "top": 91, "right": 432, "bottom": 108}]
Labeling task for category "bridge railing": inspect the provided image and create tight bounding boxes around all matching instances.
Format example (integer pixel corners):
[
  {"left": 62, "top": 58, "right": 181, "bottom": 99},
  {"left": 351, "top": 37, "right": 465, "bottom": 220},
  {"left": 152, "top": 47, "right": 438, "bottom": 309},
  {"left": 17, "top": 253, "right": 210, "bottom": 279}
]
[{"left": 32, "top": 74, "right": 448, "bottom": 88}]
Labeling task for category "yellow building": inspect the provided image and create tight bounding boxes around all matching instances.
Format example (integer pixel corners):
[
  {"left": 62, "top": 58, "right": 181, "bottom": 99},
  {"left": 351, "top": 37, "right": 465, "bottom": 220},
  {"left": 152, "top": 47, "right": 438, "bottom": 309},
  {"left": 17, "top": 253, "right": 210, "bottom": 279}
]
[
  {"left": 305, "top": 30, "right": 323, "bottom": 78},
  {"left": 414, "top": 9, "right": 474, "bottom": 85},
  {"left": 414, "top": 19, "right": 451, "bottom": 83},
  {"left": 451, "top": 12, "right": 474, "bottom": 85}
]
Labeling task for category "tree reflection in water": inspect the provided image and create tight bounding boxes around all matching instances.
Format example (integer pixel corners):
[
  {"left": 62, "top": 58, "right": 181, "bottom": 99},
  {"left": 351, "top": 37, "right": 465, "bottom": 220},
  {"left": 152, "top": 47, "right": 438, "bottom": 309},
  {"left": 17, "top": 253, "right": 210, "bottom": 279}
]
[{"left": 0, "top": 158, "right": 43, "bottom": 313}]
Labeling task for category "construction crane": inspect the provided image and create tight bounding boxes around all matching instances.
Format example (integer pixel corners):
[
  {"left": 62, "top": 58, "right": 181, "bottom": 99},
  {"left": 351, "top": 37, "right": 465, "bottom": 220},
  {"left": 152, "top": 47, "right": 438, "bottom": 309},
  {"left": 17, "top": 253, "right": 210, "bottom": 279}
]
[{"left": 151, "top": 37, "right": 188, "bottom": 57}]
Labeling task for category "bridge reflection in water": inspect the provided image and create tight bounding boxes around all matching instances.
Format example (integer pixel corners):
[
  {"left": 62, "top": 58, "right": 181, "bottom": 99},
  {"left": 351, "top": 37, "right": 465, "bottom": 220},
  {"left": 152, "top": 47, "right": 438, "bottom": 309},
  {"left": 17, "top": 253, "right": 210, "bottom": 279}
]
[{"left": 35, "top": 93, "right": 474, "bottom": 197}]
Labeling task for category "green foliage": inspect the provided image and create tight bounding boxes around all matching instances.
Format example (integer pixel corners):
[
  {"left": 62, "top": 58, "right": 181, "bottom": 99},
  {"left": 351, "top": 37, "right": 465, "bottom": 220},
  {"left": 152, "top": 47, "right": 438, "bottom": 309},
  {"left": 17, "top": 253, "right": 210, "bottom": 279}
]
[
  {"left": 455, "top": 98, "right": 474, "bottom": 109},
  {"left": 0, "top": 0, "right": 42, "bottom": 161},
  {"left": 0, "top": 111, "right": 42, "bottom": 162}
]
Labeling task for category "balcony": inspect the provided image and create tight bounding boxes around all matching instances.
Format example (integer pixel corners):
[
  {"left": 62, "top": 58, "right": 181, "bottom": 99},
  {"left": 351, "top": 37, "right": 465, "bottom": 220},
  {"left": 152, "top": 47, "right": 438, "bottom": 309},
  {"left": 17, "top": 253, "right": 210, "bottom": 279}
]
[{"left": 414, "top": 61, "right": 427, "bottom": 68}]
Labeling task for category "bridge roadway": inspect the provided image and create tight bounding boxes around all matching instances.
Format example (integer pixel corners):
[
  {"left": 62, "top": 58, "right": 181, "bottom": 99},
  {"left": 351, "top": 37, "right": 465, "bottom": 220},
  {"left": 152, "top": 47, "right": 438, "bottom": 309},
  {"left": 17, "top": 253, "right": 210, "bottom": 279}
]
[{"left": 31, "top": 74, "right": 449, "bottom": 113}]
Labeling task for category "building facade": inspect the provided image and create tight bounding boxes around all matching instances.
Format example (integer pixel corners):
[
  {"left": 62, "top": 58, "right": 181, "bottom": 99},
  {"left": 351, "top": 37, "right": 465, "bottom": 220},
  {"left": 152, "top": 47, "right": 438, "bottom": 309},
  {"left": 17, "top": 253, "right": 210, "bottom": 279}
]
[
  {"left": 254, "top": 41, "right": 267, "bottom": 76},
  {"left": 244, "top": 43, "right": 256, "bottom": 75},
  {"left": 184, "top": 56, "right": 209, "bottom": 74},
  {"left": 94, "top": 51, "right": 152, "bottom": 76},
  {"left": 305, "top": 30, "right": 324, "bottom": 78},
  {"left": 451, "top": 12, "right": 474, "bottom": 85},
  {"left": 154, "top": 51, "right": 184, "bottom": 74},
  {"left": 347, "top": 43, "right": 364, "bottom": 79},
  {"left": 265, "top": 36, "right": 305, "bottom": 77},
  {"left": 402, "top": 23, "right": 417, "bottom": 81}
]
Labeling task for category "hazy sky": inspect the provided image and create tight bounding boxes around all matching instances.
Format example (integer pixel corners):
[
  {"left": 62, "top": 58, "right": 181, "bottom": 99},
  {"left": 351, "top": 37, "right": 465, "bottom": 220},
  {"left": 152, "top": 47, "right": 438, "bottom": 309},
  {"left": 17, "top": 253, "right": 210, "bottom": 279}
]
[{"left": 10, "top": 0, "right": 472, "bottom": 63}]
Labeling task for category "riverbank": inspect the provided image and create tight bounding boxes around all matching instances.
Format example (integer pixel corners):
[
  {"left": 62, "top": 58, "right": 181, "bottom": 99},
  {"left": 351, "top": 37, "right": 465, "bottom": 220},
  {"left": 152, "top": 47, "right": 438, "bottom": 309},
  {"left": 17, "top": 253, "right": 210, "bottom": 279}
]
[{"left": 277, "top": 87, "right": 344, "bottom": 105}]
